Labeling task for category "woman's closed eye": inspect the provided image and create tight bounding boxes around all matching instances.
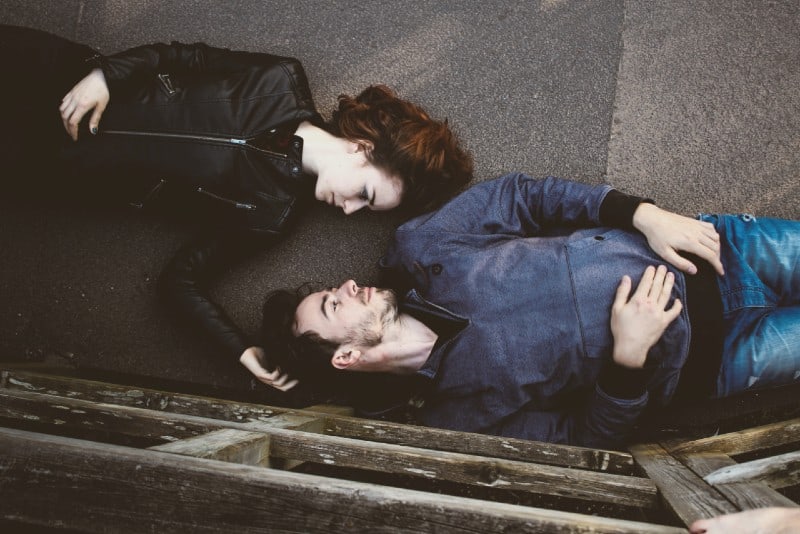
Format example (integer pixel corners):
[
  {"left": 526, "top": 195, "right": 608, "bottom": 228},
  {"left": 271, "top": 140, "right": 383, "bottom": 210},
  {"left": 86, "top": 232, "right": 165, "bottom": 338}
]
[{"left": 359, "top": 187, "right": 369, "bottom": 202}]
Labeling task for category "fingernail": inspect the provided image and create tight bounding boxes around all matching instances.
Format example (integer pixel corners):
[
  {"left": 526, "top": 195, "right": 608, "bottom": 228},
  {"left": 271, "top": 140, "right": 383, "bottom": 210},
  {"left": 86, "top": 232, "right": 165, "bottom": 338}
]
[{"left": 91, "top": 127, "right": 97, "bottom": 135}]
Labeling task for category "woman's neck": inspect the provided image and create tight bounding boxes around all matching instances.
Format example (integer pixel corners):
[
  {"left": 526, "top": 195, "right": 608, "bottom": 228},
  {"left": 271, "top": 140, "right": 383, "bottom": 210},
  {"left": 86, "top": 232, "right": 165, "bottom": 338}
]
[{"left": 295, "top": 121, "right": 348, "bottom": 177}]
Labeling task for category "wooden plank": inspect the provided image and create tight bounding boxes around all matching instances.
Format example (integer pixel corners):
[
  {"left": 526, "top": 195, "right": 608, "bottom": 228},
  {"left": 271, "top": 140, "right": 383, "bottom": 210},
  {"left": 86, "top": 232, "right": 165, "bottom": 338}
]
[
  {"left": 0, "top": 388, "right": 321, "bottom": 441},
  {"left": 1, "top": 369, "right": 294, "bottom": 423},
  {"left": 267, "top": 430, "right": 658, "bottom": 509},
  {"left": 304, "top": 404, "right": 354, "bottom": 416},
  {"left": 667, "top": 417, "right": 800, "bottom": 456},
  {"left": 630, "top": 443, "right": 737, "bottom": 527},
  {"left": 149, "top": 429, "right": 271, "bottom": 467},
  {"left": 325, "top": 417, "right": 636, "bottom": 475},
  {"left": 703, "top": 450, "right": 800, "bottom": 489},
  {"left": 0, "top": 427, "right": 686, "bottom": 534},
  {"left": 2, "top": 369, "right": 635, "bottom": 474},
  {"left": 675, "top": 451, "right": 798, "bottom": 509},
  {"left": 0, "top": 388, "right": 657, "bottom": 509}
]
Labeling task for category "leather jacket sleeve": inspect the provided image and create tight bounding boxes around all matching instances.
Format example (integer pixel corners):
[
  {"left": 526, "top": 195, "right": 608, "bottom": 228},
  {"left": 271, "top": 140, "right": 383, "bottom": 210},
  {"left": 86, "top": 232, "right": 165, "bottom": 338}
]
[
  {"left": 158, "top": 232, "right": 273, "bottom": 361},
  {"left": 100, "top": 41, "right": 299, "bottom": 93}
]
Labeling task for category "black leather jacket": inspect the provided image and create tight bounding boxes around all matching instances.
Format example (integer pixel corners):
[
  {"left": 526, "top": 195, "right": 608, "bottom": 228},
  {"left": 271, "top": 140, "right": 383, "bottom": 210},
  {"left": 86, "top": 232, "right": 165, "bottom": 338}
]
[
  {"left": 66, "top": 41, "right": 321, "bottom": 235},
  {"left": 64, "top": 41, "right": 322, "bottom": 361}
]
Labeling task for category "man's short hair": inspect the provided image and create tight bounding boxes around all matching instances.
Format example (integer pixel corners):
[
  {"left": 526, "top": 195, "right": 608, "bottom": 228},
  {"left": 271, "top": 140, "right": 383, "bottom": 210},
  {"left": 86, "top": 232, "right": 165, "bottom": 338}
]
[{"left": 261, "top": 287, "right": 340, "bottom": 387}]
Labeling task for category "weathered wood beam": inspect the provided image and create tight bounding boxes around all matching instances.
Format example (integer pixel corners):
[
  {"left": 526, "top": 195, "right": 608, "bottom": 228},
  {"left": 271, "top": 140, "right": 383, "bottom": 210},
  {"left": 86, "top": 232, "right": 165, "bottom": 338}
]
[
  {"left": 303, "top": 404, "right": 354, "bottom": 416},
  {"left": 667, "top": 417, "right": 800, "bottom": 456},
  {"left": 149, "top": 429, "right": 272, "bottom": 467},
  {"left": 702, "top": 450, "right": 800, "bottom": 489},
  {"left": 1, "top": 369, "right": 636, "bottom": 474},
  {"left": 0, "top": 427, "right": 686, "bottom": 534},
  {"left": 630, "top": 443, "right": 737, "bottom": 527},
  {"left": 267, "top": 430, "right": 658, "bottom": 509},
  {"left": 672, "top": 449, "right": 798, "bottom": 510},
  {"left": 1, "top": 369, "right": 291, "bottom": 424},
  {"left": 324, "top": 417, "right": 635, "bottom": 475},
  {"left": 0, "top": 388, "right": 656, "bottom": 509},
  {"left": 0, "top": 388, "right": 321, "bottom": 440}
]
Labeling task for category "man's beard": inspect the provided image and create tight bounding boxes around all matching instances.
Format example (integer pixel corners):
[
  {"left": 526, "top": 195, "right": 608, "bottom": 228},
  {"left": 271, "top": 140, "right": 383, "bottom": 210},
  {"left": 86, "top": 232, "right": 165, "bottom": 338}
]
[{"left": 345, "top": 288, "right": 398, "bottom": 347}]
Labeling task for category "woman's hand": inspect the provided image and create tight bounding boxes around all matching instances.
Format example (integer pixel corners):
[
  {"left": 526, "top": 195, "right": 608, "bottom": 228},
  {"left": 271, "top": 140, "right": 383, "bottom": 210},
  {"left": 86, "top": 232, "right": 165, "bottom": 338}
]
[
  {"left": 59, "top": 68, "right": 110, "bottom": 141},
  {"left": 610, "top": 265, "right": 683, "bottom": 369},
  {"left": 239, "top": 346, "right": 298, "bottom": 391},
  {"left": 633, "top": 203, "right": 724, "bottom": 276}
]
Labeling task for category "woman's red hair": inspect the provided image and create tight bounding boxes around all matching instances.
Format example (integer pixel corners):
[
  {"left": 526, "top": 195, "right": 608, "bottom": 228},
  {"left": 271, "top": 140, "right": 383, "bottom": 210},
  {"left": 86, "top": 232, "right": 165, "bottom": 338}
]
[{"left": 328, "top": 85, "right": 473, "bottom": 214}]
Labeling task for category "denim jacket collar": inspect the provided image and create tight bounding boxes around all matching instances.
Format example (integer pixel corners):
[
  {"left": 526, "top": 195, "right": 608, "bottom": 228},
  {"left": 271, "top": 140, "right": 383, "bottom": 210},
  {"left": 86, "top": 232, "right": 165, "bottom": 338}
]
[{"left": 401, "top": 290, "right": 469, "bottom": 380}]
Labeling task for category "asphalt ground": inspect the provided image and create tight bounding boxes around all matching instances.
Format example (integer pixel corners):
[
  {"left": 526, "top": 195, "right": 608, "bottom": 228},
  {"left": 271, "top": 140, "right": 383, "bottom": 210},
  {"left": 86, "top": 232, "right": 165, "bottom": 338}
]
[{"left": 0, "top": 1, "right": 797, "bottom": 405}]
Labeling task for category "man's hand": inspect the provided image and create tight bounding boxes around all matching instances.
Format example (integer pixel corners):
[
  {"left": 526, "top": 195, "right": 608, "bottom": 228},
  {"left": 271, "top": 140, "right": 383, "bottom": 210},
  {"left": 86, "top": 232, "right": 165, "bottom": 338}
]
[
  {"left": 239, "top": 346, "right": 298, "bottom": 392},
  {"left": 633, "top": 203, "right": 724, "bottom": 276},
  {"left": 610, "top": 265, "right": 683, "bottom": 369},
  {"left": 59, "top": 68, "right": 110, "bottom": 141}
]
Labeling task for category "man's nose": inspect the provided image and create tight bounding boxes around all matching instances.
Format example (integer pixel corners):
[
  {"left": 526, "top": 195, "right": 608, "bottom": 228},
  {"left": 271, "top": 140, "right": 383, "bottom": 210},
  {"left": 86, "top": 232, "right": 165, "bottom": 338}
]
[{"left": 337, "top": 279, "right": 358, "bottom": 297}]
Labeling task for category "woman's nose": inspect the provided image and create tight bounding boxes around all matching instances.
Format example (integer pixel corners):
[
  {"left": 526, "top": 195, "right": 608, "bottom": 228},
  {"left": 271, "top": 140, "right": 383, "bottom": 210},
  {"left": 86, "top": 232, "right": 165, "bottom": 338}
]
[{"left": 342, "top": 199, "right": 365, "bottom": 215}]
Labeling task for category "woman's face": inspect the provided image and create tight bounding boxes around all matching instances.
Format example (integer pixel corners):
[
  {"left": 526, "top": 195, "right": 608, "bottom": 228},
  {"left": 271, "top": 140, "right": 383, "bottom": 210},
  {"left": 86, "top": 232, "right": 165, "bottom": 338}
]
[{"left": 314, "top": 149, "right": 403, "bottom": 214}]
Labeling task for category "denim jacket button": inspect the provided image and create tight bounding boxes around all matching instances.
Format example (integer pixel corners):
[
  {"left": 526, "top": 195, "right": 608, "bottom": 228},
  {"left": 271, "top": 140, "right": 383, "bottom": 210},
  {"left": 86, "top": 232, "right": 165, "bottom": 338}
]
[{"left": 431, "top": 264, "right": 443, "bottom": 275}]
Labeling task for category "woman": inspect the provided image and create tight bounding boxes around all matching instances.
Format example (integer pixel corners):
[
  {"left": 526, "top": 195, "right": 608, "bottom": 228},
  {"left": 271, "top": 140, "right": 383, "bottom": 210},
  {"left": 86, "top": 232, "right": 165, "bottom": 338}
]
[{"left": 0, "top": 25, "right": 473, "bottom": 390}]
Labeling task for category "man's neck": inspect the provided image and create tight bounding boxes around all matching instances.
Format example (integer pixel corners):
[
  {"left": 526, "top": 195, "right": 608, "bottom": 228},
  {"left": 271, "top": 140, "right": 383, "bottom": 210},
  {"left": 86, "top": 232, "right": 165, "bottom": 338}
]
[{"left": 359, "top": 313, "right": 438, "bottom": 374}]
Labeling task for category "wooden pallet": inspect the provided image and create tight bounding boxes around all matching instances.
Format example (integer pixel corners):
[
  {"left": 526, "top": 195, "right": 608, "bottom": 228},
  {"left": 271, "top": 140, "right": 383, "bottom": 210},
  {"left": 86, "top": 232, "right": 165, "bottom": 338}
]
[{"left": 0, "top": 368, "right": 796, "bottom": 532}]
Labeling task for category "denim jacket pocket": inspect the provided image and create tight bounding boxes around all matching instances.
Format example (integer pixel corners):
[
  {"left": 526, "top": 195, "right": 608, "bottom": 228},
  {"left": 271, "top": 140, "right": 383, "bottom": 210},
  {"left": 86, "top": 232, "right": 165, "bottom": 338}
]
[
  {"left": 563, "top": 229, "right": 625, "bottom": 359},
  {"left": 564, "top": 228, "right": 690, "bottom": 365}
]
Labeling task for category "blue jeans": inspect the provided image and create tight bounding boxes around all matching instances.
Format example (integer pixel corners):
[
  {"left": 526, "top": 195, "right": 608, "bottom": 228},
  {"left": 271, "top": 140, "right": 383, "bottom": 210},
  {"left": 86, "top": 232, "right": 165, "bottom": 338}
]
[{"left": 698, "top": 214, "right": 800, "bottom": 397}]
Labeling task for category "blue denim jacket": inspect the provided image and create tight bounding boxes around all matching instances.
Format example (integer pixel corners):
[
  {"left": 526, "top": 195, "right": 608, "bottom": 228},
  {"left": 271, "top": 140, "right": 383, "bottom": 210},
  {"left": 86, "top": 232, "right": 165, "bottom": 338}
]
[{"left": 380, "top": 173, "right": 691, "bottom": 447}]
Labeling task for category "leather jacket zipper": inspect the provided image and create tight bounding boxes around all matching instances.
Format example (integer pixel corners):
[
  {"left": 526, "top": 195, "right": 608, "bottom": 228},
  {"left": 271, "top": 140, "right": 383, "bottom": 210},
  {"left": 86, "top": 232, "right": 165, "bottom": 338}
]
[
  {"left": 196, "top": 187, "right": 256, "bottom": 210},
  {"left": 101, "top": 129, "right": 288, "bottom": 159},
  {"left": 158, "top": 73, "right": 177, "bottom": 95},
  {"left": 103, "top": 129, "right": 249, "bottom": 146},
  {"left": 129, "top": 178, "right": 166, "bottom": 209}
]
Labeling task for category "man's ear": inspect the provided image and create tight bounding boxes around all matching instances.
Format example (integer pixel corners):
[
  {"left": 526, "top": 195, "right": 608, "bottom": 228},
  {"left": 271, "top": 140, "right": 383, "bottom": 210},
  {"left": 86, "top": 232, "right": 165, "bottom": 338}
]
[{"left": 331, "top": 347, "right": 362, "bottom": 370}]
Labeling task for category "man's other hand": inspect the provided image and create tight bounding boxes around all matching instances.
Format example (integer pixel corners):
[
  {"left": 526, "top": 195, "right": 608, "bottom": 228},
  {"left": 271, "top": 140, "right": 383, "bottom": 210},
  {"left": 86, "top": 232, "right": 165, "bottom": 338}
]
[
  {"left": 633, "top": 203, "right": 724, "bottom": 276},
  {"left": 610, "top": 265, "right": 683, "bottom": 369},
  {"left": 239, "top": 346, "right": 298, "bottom": 391}
]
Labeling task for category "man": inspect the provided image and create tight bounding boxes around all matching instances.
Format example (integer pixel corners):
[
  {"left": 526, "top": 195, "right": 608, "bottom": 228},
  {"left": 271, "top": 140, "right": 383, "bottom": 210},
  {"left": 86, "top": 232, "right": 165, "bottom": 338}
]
[{"left": 265, "top": 173, "right": 800, "bottom": 448}]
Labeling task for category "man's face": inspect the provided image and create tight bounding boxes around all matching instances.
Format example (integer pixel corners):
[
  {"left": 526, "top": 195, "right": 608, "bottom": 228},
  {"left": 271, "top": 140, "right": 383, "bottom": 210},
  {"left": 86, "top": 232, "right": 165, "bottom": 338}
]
[{"left": 293, "top": 280, "right": 398, "bottom": 347}]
